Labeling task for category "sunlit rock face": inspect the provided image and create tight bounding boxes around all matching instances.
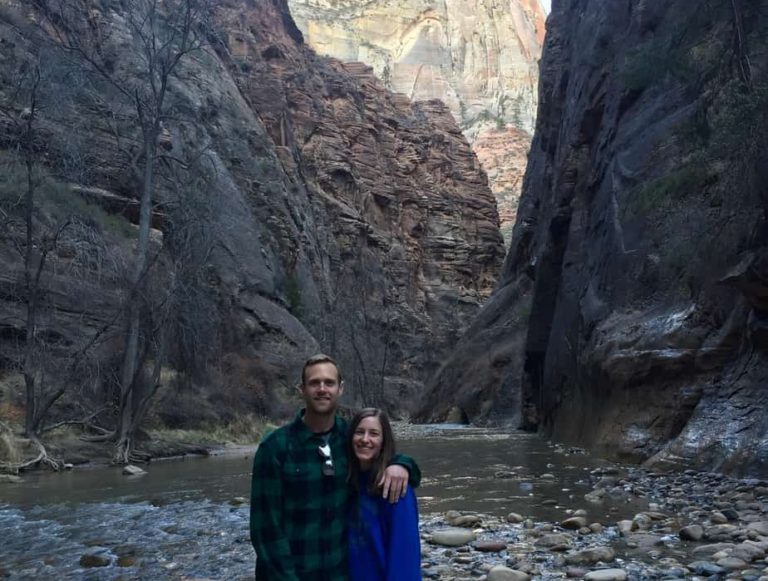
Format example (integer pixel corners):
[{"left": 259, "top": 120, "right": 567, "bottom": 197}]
[
  {"left": 415, "top": 0, "right": 768, "bottom": 476},
  {"left": 0, "top": 0, "right": 503, "bottom": 416},
  {"left": 287, "top": 0, "right": 546, "bottom": 244}
]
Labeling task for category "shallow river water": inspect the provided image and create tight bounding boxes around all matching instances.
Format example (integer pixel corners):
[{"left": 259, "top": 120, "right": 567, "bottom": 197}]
[{"left": 2, "top": 425, "right": 758, "bottom": 580}]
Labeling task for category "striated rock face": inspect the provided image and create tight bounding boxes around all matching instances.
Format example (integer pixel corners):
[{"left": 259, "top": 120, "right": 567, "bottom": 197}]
[
  {"left": 472, "top": 126, "right": 530, "bottom": 244},
  {"left": 416, "top": 0, "right": 768, "bottom": 475},
  {"left": 287, "top": 0, "right": 546, "bottom": 244},
  {"left": 0, "top": 0, "right": 503, "bottom": 419}
]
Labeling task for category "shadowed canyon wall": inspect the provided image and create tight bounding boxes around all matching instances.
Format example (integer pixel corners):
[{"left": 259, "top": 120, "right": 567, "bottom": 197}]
[
  {"left": 287, "top": 0, "right": 546, "bottom": 243},
  {"left": 416, "top": 0, "right": 768, "bottom": 476},
  {"left": 0, "top": 0, "right": 503, "bottom": 426}
]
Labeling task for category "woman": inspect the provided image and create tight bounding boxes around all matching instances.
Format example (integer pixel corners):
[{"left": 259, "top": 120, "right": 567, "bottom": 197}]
[{"left": 347, "top": 408, "right": 422, "bottom": 581}]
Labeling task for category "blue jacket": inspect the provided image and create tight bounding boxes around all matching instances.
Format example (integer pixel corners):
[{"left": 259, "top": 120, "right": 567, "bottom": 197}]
[{"left": 348, "top": 473, "right": 422, "bottom": 581}]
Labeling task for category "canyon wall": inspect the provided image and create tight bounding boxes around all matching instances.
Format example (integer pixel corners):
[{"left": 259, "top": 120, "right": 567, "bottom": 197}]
[
  {"left": 287, "top": 0, "right": 547, "bottom": 243},
  {"left": 416, "top": 0, "right": 768, "bottom": 476},
  {"left": 0, "top": 0, "right": 503, "bottom": 425}
]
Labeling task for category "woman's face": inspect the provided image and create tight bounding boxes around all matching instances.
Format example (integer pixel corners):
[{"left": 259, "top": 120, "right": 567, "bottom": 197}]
[{"left": 352, "top": 416, "right": 384, "bottom": 470}]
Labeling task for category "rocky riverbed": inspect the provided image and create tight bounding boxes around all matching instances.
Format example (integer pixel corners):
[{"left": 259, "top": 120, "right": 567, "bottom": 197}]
[
  {"left": 3, "top": 462, "right": 768, "bottom": 580},
  {"left": 420, "top": 467, "right": 768, "bottom": 580}
]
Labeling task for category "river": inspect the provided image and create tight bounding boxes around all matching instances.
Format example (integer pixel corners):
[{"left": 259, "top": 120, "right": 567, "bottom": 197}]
[{"left": 0, "top": 425, "right": 714, "bottom": 580}]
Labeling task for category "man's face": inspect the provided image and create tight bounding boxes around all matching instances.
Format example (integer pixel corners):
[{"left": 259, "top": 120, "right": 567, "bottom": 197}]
[{"left": 299, "top": 362, "right": 343, "bottom": 416}]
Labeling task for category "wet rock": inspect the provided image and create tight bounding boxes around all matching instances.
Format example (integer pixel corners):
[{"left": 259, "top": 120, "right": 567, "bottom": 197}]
[
  {"left": 566, "top": 566, "right": 589, "bottom": 577},
  {"left": 562, "top": 516, "right": 588, "bottom": 530},
  {"left": 487, "top": 565, "right": 530, "bottom": 581},
  {"left": 474, "top": 540, "right": 508, "bottom": 552},
  {"left": 0, "top": 475, "right": 21, "bottom": 483},
  {"left": 688, "top": 561, "right": 727, "bottom": 576},
  {"left": 583, "top": 568, "right": 628, "bottom": 581},
  {"left": 116, "top": 555, "right": 138, "bottom": 567},
  {"left": 79, "top": 554, "right": 110, "bottom": 568},
  {"left": 585, "top": 490, "right": 606, "bottom": 503},
  {"left": 506, "top": 512, "right": 524, "bottom": 524},
  {"left": 450, "top": 514, "right": 483, "bottom": 528},
  {"left": 722, "top": 508, "right": 740, "bottom": 521},
  {"left": 564, "top": 546, "right": 616, "bottom": 565},
  {"left": 122, "top": 465, "right": 146, "bottom": 476},
  {"left": 680, "top": 525, "right": 705, "bottom": 541},
  {"left": 541, "top": 474, "right": 556, "bottom": 480},
  {"left": 229, "top": 497, "right": 248, "bottom": 506},
  {"left": 430, "top": 528, "right": 476, "bottom": 547},
  {"left": 589, "top": 523, "right": 604, "bottom": 534},
  {"left": 495, "top": 471, "right": 516, "bottom": 479},
  {"left": 534, "top": 533, "right": 572, "bottom": 551},
  {"left": 617, "top": 520, "right": 636, "bottom": 536}
]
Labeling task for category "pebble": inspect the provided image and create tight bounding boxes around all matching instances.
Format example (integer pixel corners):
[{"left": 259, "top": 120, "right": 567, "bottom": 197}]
[
  {"left": 474, "top": 540, "right": 508, "bottom": 552},
  {"left": 122, "top": 464, "right": 147, "bottom": 476}
]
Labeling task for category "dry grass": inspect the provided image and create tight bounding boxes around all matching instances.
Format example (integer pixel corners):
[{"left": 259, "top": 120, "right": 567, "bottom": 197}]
[{"left": 148, "top": 413, "right": 274, "bottom": 446}]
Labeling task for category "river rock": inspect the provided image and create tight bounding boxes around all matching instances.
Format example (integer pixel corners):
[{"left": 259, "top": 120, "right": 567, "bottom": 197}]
[
  {"left": 717, "top": 556, "right": 748, "bottom": 570},
  {"left": 583, "top": 568, "right": 628, "bottom": 581},
  {"left": 430, "top": 528, "right": 476, "bottom": 547},
  {"left": 692, "top": 542, "right": 736, "bottom": 556},
  {"left": 0, "top": 475, "right": 21, "bottom": 483},
  {"left": 711, "top": 511, "right": 730, "bottom": 524},
  {"left": 534, "top": 533, "right": 571, "bottom": 551},
  {"left": 747, "top": 522, "right": 768, "bottom": 536},
  {"left": 450, "top": 514, "right": 483, "bottom": 528},
  {"left": 589, "top": 523, "right": 604, "bottom": 534},
  {"left": 79, "top": 554, "right": 110, "bottom": 568},
  {"left": 122, "top": 465, "right": 146, "bottom": 476},
  {"left": 564, "top": 546, "right": 615, "bottom": 565},
  {"left": 566, "top": 566, "right": 589, "bottom": 578},
  {"left": 617, "top": 520, "right": 636, "bottom": 536},
  {"left": 705, "top": 524, "right": 738, "bottom": 540},
  {"left": 585, "top": 490, "right": 606, "bottom": 503},
  {"left": 561, "top": 516, "right": 588, "bottom": 530},
  {"left": 474, "top": 540, "right": 508, "bottom": 552},
  {"left": 540, "top": 473, "right": 556, "bottom": 480},
  {"left": 487, "top": 565, "right": 530, "bottom": 581},
  {"left": 506, "top": 512, "right": 524, "bottom": 524},
  {"left": 732, "top": 542, "right": 767, "bottom": 561},
  {"left": 688, "top": 561, "right": 727, "bottom": 576},
  {"left": 680, "top": 525, "right": 704, "bottom": 541}
]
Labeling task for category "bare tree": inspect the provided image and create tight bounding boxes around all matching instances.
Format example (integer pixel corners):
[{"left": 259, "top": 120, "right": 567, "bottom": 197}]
[{"left": 39, "top": 0, "right": 210, "bottom": 462}]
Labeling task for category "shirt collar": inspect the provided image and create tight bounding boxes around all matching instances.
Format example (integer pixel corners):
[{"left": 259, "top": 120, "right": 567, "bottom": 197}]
[{"left": 290, "top": 409, "right": 344, "bottom": 443}]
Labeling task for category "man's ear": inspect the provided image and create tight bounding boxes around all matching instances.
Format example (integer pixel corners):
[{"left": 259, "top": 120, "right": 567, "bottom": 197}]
[
  {"left": 295, "top": 383, "right": 304, "bottom": 397},
  {"left": 339, "top": 381, "right": 345, "bottom": 396}
]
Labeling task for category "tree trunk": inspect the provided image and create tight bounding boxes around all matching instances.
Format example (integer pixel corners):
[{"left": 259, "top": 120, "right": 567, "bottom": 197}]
[{"left": 115, "top": 127, "right": 158, "bottom": 464}]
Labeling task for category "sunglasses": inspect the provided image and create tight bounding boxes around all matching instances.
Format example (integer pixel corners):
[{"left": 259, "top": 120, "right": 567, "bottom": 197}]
[{"left": 317, "top": 443, "right": 334, "bottom": 476}]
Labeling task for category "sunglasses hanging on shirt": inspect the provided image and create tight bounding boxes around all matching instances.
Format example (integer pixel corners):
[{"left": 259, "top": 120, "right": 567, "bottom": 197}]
[{"left": 317, "top": 443, "right": 334, "bottom": 476}]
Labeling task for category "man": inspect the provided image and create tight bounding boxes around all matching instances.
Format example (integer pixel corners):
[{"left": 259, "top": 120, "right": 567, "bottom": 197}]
[{"left": 250, "top": 354, "right": 420, "bottom": 580}]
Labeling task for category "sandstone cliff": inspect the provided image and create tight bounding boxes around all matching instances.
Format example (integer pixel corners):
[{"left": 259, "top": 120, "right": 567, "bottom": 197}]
[
  {"left": 416, "top": 0, "right": 768, "bottom": 476},
  {"left": 287, "top": 0, "right": 546, "bottom": 244},
  {"left": 0, "top": 0, "right": 503, "bottom": 426}
]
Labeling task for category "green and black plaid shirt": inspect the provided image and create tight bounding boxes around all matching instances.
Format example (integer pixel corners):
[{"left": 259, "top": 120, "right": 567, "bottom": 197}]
[{"left": 249, "top": 410, "right": 420, "bottom": 580}]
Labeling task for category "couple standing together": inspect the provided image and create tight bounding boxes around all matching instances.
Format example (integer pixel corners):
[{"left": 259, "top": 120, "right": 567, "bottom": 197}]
[{"left": 249, "top": 354, "right": 422, "bottom": 580}]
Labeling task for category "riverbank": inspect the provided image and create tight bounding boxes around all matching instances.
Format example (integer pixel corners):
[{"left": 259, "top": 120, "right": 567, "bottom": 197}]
[{"left": 0, "top": 414, "right": 273, "bottom": 476}]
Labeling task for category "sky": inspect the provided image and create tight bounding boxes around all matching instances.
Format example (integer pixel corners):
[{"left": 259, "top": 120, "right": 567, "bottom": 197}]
[{"left": 541, "top": 0, "right": 551, "bottom": 14}]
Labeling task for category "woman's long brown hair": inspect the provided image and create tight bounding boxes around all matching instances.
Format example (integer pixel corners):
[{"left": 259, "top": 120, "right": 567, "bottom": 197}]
[{"left": 347, "top": 408, "right": 396, "bottom": 495}]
